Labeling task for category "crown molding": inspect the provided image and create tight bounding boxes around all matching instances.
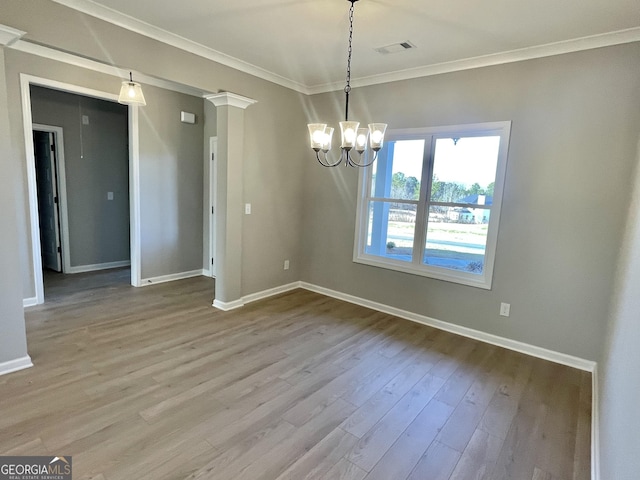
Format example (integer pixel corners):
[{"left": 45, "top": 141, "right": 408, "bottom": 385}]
[
  {"left": 307, "top": 27, "right": 640, "bottom": 94},
  {"left": 0, "top": 24, "right": 26, "bottom": 46},
  {"left": 11, "top": 39, "right": 209, "bottom": 98},
  {"left": 204, "top": 92, "right": 257, "bottom": 109},
  {"left": 49, "top": 0, "right": 309, "bottom": 94},
  {"left": 39, "top": 3, "right": 640, "bottom": 96}
]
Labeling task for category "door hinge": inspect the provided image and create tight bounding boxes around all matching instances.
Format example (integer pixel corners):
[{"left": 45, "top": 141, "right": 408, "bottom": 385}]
[
  {"left": 211, "top": 257, "right": 214, "bottom": 265},
  {"left": 57, "top": 246, "right": 61, "bottom": 253},
  {"left": 54, "top": 196, "right": 58, "bottom": 204},
  {"left": 211, "top": 153, "right": 215, "bottom": 161},
  {"left": 211, "top": 206, "right": 214, "bottom": 214},
  {"left": 51, "top": 144, "right": 56, "bottom": 152}
]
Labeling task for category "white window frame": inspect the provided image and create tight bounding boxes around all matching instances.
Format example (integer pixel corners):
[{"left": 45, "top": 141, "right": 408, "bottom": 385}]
[{"left": 353, "top": 121, "right": 511, "bottom": 290}]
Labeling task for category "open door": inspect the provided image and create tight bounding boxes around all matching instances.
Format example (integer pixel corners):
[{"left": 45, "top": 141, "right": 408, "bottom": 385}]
[{"left": 33, "top": 130, "right": 62, "bottom": 272}]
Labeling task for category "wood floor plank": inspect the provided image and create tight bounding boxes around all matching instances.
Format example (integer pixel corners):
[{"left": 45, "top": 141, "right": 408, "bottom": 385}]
[
  {"left": 346, "top": 373, "right": 446, "bottom": 472},
  {"left": 320, "top": 458, "right": 368, "bottom": 480},
  {"left": 435, "top": 348, "right": 506, "bottom": 453},
  {"left": 187, "top": 420, "right": 297, "bottom": 480},
  {"left": 406, "top": 441, "right": 461, "bottom": 480},
  {"left": 274, "top": 428, "right": 360, "bottom": 480},
  {"left": 340, "top": 353, "right": 438, "bottom": 438},
  {"left": 0, "top": 270, "right": 590, "bottom": 480},
  {"left": 364, "top": 399, "right": 454, "bottom": 480},
  {"left": 534, "top": 366, "right": 581, "bottom": 479},
  {"left": 478, "top": 352, "right": 534, "bottom": 440},
  {"left": 232, "top": 399, "right": 356, "bottom": 480},
  {"left": 448, "top": 428, "right": 505, "bottom": 480}
]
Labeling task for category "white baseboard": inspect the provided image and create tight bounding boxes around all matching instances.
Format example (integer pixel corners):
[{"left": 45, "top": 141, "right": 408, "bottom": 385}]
[
  {"left": 298, "top": 282, "right": 597, "bottom": 373},
  {"left": 67, "top": 260, "right": 131, "bottom": 274},
  {"left": 242, "top": 282, "right": 300, "bottom": 304},
  {"left": 23, "top": 297, "right": 38, "bottom": 308},
  {"left": 139, "top": 269, "right": 204, "bottom": 287},
  {"left": 0, "top": 356, "right": 33, "bottom": 376},
  {"left": 212, "top": 282, "right": 300, "bottom": 311},
  {"left": 212, "top": 298, "right": 245, "bottom": 311},
  {"left": 591, "top": 364, "right": 600, "bottom": 480}
]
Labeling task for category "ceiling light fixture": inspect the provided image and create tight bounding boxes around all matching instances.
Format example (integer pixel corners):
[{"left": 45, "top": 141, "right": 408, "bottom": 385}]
[
  {"left": 118, "top": 71, "right": 146, "bottom": 106},
  {"left": 307, "top": 0, "right": 387, "bottom": 168}
]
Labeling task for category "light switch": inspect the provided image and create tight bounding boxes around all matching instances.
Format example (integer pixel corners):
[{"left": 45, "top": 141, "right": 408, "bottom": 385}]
[
  {"left": 107, "top": 192, "right": 114, "bottom": 200},
  {"left": 245, "top": 203, "right": 251, "bottom": 215}
]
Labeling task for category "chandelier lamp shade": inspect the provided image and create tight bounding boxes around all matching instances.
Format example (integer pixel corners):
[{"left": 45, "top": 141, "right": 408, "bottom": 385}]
[
  {"left": 307, "top": 0, "right": 387, "bottom": 168},
  {"left": 118, "top": 71, "right": 146, "bottom": 106}
]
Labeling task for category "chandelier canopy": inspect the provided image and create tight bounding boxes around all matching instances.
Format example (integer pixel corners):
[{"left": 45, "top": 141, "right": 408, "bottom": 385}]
[{"left": 307, "top": 0, "right": 387, "bottom": 168}]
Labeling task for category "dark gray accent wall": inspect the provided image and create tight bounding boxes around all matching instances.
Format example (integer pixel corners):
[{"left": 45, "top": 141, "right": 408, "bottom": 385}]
[{"left": 30, "top": 86, "right": 130, "bottom": 268}]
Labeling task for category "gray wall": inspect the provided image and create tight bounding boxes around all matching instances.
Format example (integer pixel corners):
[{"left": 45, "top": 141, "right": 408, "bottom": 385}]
[
  {"left": 599, "top": 136, "right": 640, "bottom": 480},
  {"left": 301, "top": 43, "right": 640, "bottom": 362},
  {"left": 138, "top": 83, "right": 204, "bottom": 279},
  {"left": 30, "top": 85, "right": 130, "bottom": 269},
  {"left": 0, "top": 47, "right": 29, "bottom": 365}
]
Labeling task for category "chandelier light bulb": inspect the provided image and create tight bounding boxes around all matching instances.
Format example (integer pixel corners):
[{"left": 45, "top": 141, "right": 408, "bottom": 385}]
[
  {"left": 312, "top": 130, "right": 325, "bottom": 145},
  {"left": 356, "top": 127, "right": 369, "bottom": 153},
  {"left": 344, "top": 129, "right": 355, "bottom": 143},
  {"left": 340, "top": 121, "right": 359, "bottom": 149},
  {"left": 369, "top": 123, "right": 388, "bottom": 151},
  {"left": 308, "top": 123, "right": 328, "bottom": 151},
  {"left": 322, "top": 127, "right": 334, "bottom": 151}
]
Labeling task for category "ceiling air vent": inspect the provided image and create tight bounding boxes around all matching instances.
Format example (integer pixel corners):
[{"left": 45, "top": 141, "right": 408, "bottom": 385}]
[{"left": 375, "top": 41, "right": 416, "bottom": 55}]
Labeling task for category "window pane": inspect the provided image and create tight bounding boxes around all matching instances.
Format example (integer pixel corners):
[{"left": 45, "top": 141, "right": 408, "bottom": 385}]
[
  {"left": 423, "top": 206, "right": 489, "bottom": 274},
  {"left": 371, "top": 139, "right": 425, "bottom": 200},
  {"left": 430, "top": 136, "right": 500, "bottom": 204},
  {"left": 365, "top": 201, "right": 416, "bottom": 262}
]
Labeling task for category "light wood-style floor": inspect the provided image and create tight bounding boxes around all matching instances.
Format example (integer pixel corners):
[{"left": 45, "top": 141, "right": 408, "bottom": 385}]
[{"left": 1, "top": 271, "right": 591, "bottom": 480}]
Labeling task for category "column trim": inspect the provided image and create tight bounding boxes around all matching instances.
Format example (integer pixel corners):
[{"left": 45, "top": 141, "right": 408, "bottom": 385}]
[{"left": 205, "top": 92, "right": 257, "bottom": 109}]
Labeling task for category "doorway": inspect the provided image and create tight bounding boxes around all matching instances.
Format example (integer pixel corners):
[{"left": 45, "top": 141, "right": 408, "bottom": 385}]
[{"left": 21, "top": 74, "right": 142, "bottom": 306}]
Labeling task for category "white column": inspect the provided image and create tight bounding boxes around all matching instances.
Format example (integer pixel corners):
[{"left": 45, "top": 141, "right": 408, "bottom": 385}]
[{"left": 204, "top": 92, "right": 257, "bottom": 310}]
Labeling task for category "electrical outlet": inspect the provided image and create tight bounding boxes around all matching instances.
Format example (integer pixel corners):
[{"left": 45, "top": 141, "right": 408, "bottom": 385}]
[
  {"left": 500, "top": 302, "right": 511, "bottom": 317},
  {"left": 284, "top": 260, "right": 290, "bottom": 270}
]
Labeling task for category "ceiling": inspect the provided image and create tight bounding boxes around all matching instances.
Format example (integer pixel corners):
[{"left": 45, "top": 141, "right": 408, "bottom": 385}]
[{"left": 52, "top": 0, "right": 640, "bottom": 94}]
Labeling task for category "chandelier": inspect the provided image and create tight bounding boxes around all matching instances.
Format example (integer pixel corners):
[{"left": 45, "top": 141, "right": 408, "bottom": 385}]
[{"left": 307, "top": 0, "right": 387, "bottom": 167}]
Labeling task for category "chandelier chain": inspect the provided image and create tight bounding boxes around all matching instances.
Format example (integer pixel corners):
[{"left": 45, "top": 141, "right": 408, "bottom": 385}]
[
  {"left": 306, "top": 0, "right": 386, "bottom": 168},
  {"left": 344, "top": 0, "right": 356, "bottom": 121},
  {"left": 345, "top": 1, "right": 355, "bottom": 93}
]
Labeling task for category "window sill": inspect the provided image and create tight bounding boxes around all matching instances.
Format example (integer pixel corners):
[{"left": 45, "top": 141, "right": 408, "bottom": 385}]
[{"left": 353, "top": 253, "right": 493, "bottom": 290}]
